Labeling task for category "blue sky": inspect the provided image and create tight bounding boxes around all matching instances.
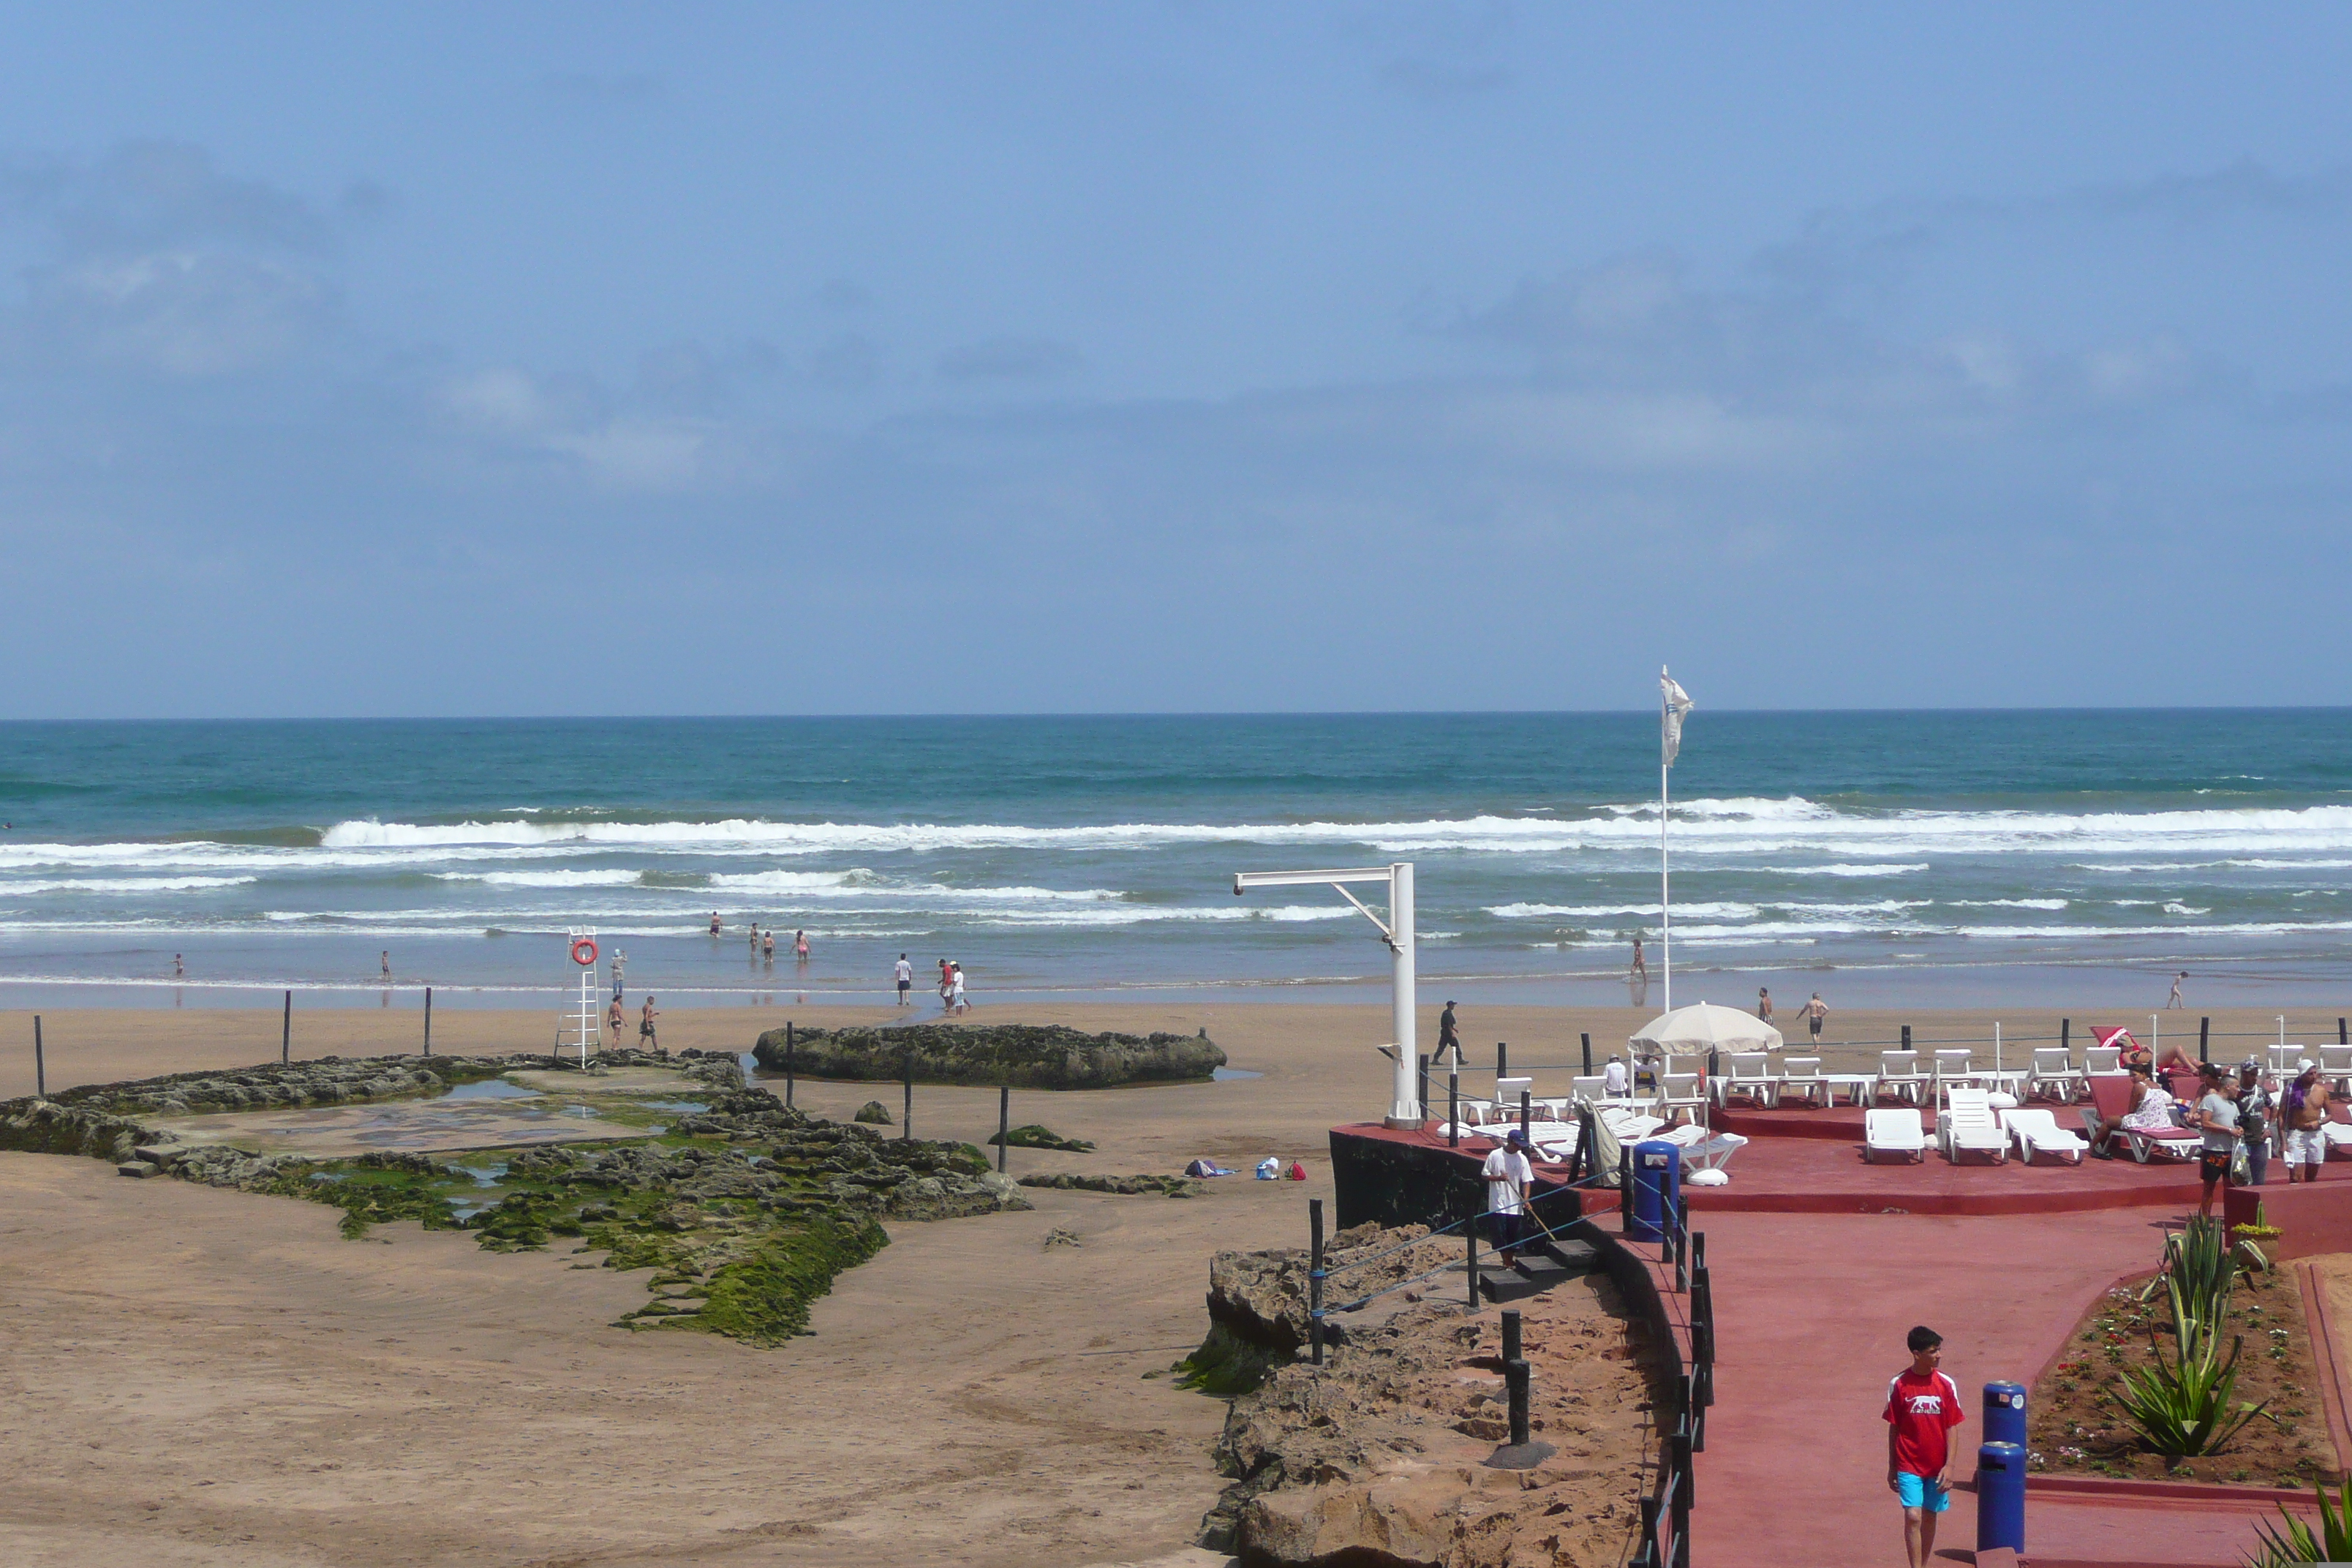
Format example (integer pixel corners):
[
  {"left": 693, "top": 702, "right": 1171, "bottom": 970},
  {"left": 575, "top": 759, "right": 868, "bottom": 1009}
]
[{"left": 5, "top": 3, "right": 2352, "bottom": 716}]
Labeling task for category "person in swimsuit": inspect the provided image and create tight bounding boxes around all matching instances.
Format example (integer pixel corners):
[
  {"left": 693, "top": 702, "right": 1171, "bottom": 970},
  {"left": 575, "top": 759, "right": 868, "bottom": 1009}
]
[
  {"left": 606, "top": 996, "right": 625, "bottom": 1046},
  {"left": 1631, "top": 937, "right": 1647, "bottom": 979},
  {"left": 795, "top": 929, "right": 810, "bottom": 961},
  {"left": 2167, "top": 971, "right": 2186, "bottom": 1009},
  {"left": 710, "top": 912, "right": 723, "bottom": 937},
  {"left": 1757, "top": 987, "right": 1774, "bottom": 1022},
  {"left": 1799, "top": 993, "right": 1828, "bottom": 1041},
  {"left": 763, "top": 929, "right": 776, "bottom": 961},
  {"left": 639, "top": 996, "right": 660, "bottom": 1055}
]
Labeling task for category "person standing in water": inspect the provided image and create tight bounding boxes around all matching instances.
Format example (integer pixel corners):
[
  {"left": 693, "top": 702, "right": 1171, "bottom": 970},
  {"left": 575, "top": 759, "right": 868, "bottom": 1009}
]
[
  {"left": 795, "top": 929, "right": 810, "bottom": 962},
  {"left": 709, "top": 912, "right": 722, "bottom": 937},
  {"left": 610, "top": 949, "right": 627, "bottom": 1002},
  {"left": 950, "top": 962, "right": 968, "bottom": 1014},
  {"left": 1631, "top": 936, "right": 1647, "bottom": 979},
  {"left": 381, "top": 950, "right": 392, "bottom": 980},
  {"left": 894, "top": 953, "right": 913, "bottom": 1006},
  {"left": 762, "top": 929, "right": 775, "bottom": 962}
]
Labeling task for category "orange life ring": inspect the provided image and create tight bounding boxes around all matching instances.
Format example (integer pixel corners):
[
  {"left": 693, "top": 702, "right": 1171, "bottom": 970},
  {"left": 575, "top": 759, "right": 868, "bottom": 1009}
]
[{"left": 571, "top": 938, "right": 598, "bottom": 967}]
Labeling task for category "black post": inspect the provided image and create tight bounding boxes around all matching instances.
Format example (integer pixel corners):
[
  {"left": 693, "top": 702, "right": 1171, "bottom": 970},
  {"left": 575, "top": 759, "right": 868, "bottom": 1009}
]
[
  {"left": 1673, "top": 1197, "right": 1688, "bottom": 1295},
  {"left": 282, "top": 990, "right": 291, "bottom": 1066},
  {"left": 1496, "top": 1041, "right": 1508, "bottom": 1085},
  {"left": 1418, "top": 1052, "right": 1431, "bottom": 1121},
  {"left": 1670, "top": 1416, "right": 1692, "bottom": 1548},
  {"left": 2199, "top": 1016, "right": 2210, "bottom": 1065},
  {"left": 1900, "top": 1024, "right": 1911, "bottom": 1052},
  {"left": 997, "top": 1085, "right": 1010, "bottom": 1173},
  {"left": 2341, "top": 1017, "right": 2348, "bottom": 1046},
  {"left": 1308, "top": 1197, "right": 1327, "bottom": 1367},
  {"left": 1503, "top": 1308, "right": 1531, "bottom": 1447},
  {"left": 33, "top": 1014, "right": 44, "bottom": 1100},
  {"left": 423, "top": 987, "right": 433, "bottom": 1058},
  {"left": 1581, "top": 1032, "right": 1593, "bottom": 1077},
  {"left": 1447, "top": 1067, "right": 1460, "bottom": 1149},
  {"left": 1466, "top": 1223, "right": 1481, "bottom": 1308},
  {"left": 1619, "top": 1145, "right": 1632, "bottom": 1233},
  {"left": 784, "top": 1020, "right": 796, "bottom": 1109},
  {"left": 902, "top": 1047, "right": 913, "bottom": 1141},
  {"left": 1520, "top": 1087, "right": 1532, "bottom": 1140},
  {"left": 2061, "top": 1017, "right": 2071, "bottom": 1056}
]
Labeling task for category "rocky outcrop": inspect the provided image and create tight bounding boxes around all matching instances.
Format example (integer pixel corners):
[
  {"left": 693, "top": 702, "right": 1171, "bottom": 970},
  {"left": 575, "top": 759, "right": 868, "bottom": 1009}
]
[
  {"left": 1196, "top": 1227, "right": 1659, "bottom": 1567},
  {"left": 752, "top": 1023, "right": 1226, "bottom": 1088},
  {"left": 1016, "top": 1172, "right": 1201, "bottom": 1197},
  {"left": 988, "top": 1123, "right": 1094, "bottom": 1151}
]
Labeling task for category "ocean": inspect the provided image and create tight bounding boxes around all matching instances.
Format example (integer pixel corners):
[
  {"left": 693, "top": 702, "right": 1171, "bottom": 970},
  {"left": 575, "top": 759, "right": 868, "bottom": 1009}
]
[{"left": 1, "top": 711, "right": 2348, "bottom": 1009}]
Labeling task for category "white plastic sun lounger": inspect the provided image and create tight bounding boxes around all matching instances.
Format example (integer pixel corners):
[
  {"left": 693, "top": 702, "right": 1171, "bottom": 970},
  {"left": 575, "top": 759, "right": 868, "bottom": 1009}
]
[
  {"left": 1999, "top": 1107, "right": 2087, "bottom": 1166},
  {"left": 2028, "top": 1047, "right": 2085, "bottom": 1105},
  {"left": 1865, "top": 1109, "right": 1926, "bottom": 1164},
  {"left": 2323, "top": 1046, "right": 2352, "bottom": 1098},
  {"left": 1939, "top": 1087, "right": 2010, "bottom": 1164},
  {"left": 1715, "top": 1051, "right": 1776, "bottom": 1109},
  {"left": 1776, "top": 1056, "right": 1829, "bottom": 1109},
  {"left": 2082, "top": 1046, "right": 2122, "bottom": 1077},
  {"left": 1877, "top": 1050, "right": 1927, "bottom": 1107}
]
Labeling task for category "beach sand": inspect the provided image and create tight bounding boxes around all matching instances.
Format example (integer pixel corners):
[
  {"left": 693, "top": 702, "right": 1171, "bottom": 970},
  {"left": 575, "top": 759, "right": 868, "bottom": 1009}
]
[{"left": 0, "top": 999, "right": 2334, "bottom": 1566}]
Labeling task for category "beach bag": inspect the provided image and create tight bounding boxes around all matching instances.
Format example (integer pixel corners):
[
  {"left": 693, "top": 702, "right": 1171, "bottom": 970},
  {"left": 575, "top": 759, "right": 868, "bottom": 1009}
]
[
  {"left": 1285, "top": 1161, "right": 1307, "bottom": 1181},
  {"left": 2231, "top": 1143, "right": 2253, "bottom": 1185},
  {"left": 1255, "top": 1157, "right": 1281, "bottom": 1180}
]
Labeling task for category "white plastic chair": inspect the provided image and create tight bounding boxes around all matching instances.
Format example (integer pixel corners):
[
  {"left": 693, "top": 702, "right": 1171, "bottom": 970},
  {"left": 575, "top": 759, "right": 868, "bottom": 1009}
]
[
  {"left": 1931, "top": 1049, "right": 1973, "bottom": 1098},
  {"left": 2269, "top": 1045, "right": 2301, "bottom": 1074},
  {"left": 1877, "top": 1050, "right": 1926, "bottom": 1106},
  {"left": 1999, "top": 1107, "right": 2087, "bottom": 1166},
  {"left": 1939, "top": 1087, "right": 2010, "bottom": 1164},
  {"left": 2322, "top": 1046, "right": 2352, "bottom": 1098},
  {"left": 1571, "top": 1074, "right": 1607, "bottom": 1104},
  {"left": 2028, "top": 1047, "right": 2084, "bottom": 1104},
  {"left": 1658, "top": 1072, "right": 1707, "bottom": 1120},
  {"left": 1865, "top": 1109, "right": 1926, "bottom": 1164},
  {"left": 1777, "top": 1056, "right": 1828, "bottom": 1109},
  {"left": 1716, "top": 1051, "right": 1776, "bottom": 1108}
]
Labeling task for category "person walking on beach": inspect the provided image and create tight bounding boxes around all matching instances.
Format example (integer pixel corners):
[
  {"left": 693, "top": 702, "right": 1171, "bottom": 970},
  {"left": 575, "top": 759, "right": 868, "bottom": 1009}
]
[
  {"left": 894, "top": 954, "right": 913, "bottom": 1006},
  {"left": 606, "top": 996, "right": 625, "bottom": 1047},
  {"left": 2191, "top": 1062, "right": 2239, "bottom": 1219},
  {"left": 1438, "top": 1001, "right": 1460, "bottom": 1063},
  {"left": 938, "top": 958, "right": 953, "bottom": 1009},
  {"left": 1885, "top": 1325, "right": 1964, "bottom": 1568},
  {"left": 1481, "top": 1127, "right": 1536, "bottom": 1267},
  {"left": 638, "top": 996, "right": 660, "bottom": 1055},
  {"left": 1756, "top": 987, "right": 1773, "bottom": 1022},
  {"left": 2167, "top": 970, "right": 2187, "bottom": 1009},
  {"left": 950, "top": 962, "right": 968, "bottom": 1014},
  {"left": 1798, "top": 992, "right": 1827, "bottom": 1044},
  {"left": 2285, "top": 1061, "right": 2330, "bottom": 1184},
  {"left": 1630, "top": 937, "right": 1647, "bottom": 979}
]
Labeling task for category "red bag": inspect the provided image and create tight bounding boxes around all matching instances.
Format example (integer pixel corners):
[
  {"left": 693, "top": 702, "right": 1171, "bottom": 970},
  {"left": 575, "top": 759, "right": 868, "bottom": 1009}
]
[{"left": 1285, "top": 1161, "right": 1307, "bottom": 1181}]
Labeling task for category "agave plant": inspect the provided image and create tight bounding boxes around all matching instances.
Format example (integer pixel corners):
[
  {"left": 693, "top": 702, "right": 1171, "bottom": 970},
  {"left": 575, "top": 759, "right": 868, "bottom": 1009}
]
[
  {"left": 2167, "top": 1215, "right": 2239, "bottom": 1350},
  {"left": 2247, "top": 1478, "right": 2352, "bottom": 1565},
  {"left": 2113, "top": 1322, "right": 2266, "bottom": 1458}
]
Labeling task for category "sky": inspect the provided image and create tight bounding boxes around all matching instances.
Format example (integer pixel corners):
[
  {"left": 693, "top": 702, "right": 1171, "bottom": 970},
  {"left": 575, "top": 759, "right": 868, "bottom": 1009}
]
[{"left": 4, "top": 2, "right": 2352, "bottom": 717}]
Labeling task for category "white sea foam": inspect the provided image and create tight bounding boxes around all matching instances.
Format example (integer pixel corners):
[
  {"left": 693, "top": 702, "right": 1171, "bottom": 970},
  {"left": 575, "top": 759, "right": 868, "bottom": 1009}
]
[
  {"left": 1949, "top": 899, "right": 2069, "bottom": 911},
  {"left": 0, "top": 875, "right": 259, "bottom": 896},
  {"left": 1758, "top": 864, "right": 1931, "bottom": 878},
  {"left": 1484, "top": 902, "right": 1760, "bottom": 920}
]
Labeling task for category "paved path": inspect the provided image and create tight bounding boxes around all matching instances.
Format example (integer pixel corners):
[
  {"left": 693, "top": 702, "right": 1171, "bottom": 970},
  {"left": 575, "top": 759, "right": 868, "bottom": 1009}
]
[{"left": 1686, "top": 1208, "right": 2307, "bottom": 1567}]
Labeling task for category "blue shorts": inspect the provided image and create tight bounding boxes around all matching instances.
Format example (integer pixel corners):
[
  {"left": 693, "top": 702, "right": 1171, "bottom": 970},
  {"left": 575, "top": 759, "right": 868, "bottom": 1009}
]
[{"left": 1896, "top": 1473, "right": 1949, "bottom": 1512}]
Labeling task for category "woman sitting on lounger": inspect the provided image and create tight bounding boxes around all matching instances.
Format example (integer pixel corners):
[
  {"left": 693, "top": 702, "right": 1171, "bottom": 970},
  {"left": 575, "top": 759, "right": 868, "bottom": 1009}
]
[{"left": 2087, "top": 1065, "right": 2178, "bottom": 1151}]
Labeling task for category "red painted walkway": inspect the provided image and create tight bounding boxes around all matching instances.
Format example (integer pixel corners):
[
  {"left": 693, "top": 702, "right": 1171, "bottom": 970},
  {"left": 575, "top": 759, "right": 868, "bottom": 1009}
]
[{"left": 1684, "top": 1209, "right": 2317, "bottom": 1567}]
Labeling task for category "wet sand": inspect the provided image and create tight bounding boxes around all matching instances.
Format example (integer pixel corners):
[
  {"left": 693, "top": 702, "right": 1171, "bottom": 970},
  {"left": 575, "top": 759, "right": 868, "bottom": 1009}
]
[{"left": 0, "top": 998, "right": 2336, "bottom": 1566}]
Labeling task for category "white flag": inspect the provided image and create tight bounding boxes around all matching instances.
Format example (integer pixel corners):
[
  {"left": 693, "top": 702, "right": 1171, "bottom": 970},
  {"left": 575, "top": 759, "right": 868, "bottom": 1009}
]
[{"left": 1661, "top": 669, "right": 1694, "bottom": 768}]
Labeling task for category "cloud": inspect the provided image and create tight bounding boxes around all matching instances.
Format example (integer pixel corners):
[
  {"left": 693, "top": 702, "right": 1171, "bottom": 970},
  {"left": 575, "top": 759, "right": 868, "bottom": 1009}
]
[
  {"left": 936, "top": 335, "right": 1083, "bottom": 381},
  {"left": 0, "top": 140, "right": 336, "bottom": 255}
]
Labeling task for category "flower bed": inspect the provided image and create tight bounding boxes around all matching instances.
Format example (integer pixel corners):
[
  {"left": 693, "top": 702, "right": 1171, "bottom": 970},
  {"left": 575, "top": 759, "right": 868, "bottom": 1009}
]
[{"left": 2029, "top": 1262, "right": 2332, "bottom": 1488}]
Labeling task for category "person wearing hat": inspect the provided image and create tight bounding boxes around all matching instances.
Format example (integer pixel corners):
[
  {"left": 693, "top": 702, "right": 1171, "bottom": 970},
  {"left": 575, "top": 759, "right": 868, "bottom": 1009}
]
[
  {"left": 2190, "top": 1062, "right": 2241, "bottom": 1218},
  {"left": 1482, "top": 1127, "right": 1537, "bottom": 1266},
  {"left": 1603, "top": 1052, "right": 1630, "bottom": 1099},
  {"left": 2285, "top": 1060, "right": 2332, "bottom": 1183},
  {"left": 1438, "top": 1000, "right": 1461, "bottom": 1063},
  {"left": 2236, "top": 1059, "right": 2274, "bottom": 1188}
]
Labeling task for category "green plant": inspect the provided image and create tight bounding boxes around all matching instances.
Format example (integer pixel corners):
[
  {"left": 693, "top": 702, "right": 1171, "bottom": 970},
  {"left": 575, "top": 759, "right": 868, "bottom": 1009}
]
[
  {"left": 2112, "top": 1324, "right": 2266, "bottom": 1458},
  {"left": 2247, "top": 1478, "right": 2352, "bottom": 1565},
  {"left": 2165, "top": 1215, "right": 2239, "bottom": 1357}
]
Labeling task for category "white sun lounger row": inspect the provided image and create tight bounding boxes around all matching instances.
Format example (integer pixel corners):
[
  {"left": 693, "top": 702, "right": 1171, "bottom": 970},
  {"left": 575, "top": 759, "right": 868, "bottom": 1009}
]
[{"left": 1863, "top": 1093, "right": 2090, "bottom": 1166}]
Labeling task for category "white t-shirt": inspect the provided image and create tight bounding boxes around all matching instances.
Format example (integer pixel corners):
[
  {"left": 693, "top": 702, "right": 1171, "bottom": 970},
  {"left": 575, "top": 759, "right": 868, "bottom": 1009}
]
[
  {"left": 951, "top": 971, "right": 966, "bottom": 995},
  {"left": 1603, "top": 1060, "right": 1629, "bottom": 1096},
  {"left": 894, "top": 960, "right": 912, "bottom": 984},
  {"left": 1482, "top": 1147, "right": 1533, "bottom": 1215}
]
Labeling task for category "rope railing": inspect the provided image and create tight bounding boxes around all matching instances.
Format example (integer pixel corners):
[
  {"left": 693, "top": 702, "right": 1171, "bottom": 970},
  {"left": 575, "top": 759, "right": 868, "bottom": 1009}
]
[{"left": 1629, "top": 1199, "right": 1712, "bottom": 1568}]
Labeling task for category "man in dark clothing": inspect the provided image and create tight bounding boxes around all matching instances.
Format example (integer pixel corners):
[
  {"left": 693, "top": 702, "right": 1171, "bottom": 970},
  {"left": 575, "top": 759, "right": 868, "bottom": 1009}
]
[{"left": 1438, "top": 1001, "right": 1461, "bottom": 1063}]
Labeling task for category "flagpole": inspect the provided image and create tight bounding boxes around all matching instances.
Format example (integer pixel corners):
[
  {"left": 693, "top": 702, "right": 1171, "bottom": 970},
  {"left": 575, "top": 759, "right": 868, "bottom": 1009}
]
[{"left": 1661, "top": 670, "right": 1672, "bottom": 1014}]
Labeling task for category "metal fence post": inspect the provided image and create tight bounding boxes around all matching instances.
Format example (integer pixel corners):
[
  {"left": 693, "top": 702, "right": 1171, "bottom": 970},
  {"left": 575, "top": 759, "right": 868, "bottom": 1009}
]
[
  {"left": 997, "top": 1084, "right": 1010, "bottom": 1173},
  {"left": 1520, "top": 1087, "right": 1532, "bottom": 1141},
  {"left": 784, "top": 1019, "right": 796, "bottom": 1109},
  {"left": 902, "top": 1047, "right": 913, "bottom": 1140},
  {"left": 282, "top": 990, "right": 291, "bottom": 1066},
  {"left": 1466, "top": 1223, "right": 1481, "bottom": 1308},
  {"left": 32, "top": 1014, "right": 44, "bottom": 1100},
  {"left": 422, "top": 986, "right": 433, "bottom": 1058},
  {"left": 1447, "top": 1067, "right": 1460, "bottom": 1148},
  {"left": 2198, "top": 1015, "right": 2209, "bottom": 1064},
  {"left": 1581, "top": 1031, "right": 1593, "bottom": 1077},
  {"left": 1418, "top": 1052, "right": 1431, "bottom": 1121},
  {"left": 1503, "top": 1308, "right": 1531, "bottom": 1447},
  {"left": 1309, "top": 1198, "right": 1327, "bottom": 1366}
]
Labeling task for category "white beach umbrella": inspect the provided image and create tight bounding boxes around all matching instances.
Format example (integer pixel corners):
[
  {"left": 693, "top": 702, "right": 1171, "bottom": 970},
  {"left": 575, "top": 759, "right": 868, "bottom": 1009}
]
[{"left": 1629, "top": 1000, "right": 1784, "bottom": 1056}]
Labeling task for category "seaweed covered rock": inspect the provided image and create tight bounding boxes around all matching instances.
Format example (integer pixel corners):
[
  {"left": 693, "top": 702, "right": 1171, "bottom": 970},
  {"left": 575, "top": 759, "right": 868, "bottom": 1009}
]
[
  {"left": 753, "top": 1022, "right": 1226, "bottom": 1088},
  {"left": 1017, "top": 1172, "right": 1200, "bottom": 1196},
  {"left": 853, "top": 1100, "right": 893, "bottom": 1125},
  {"left": 987, "top": 1123, "right": 1094, "bottom": 1151}
]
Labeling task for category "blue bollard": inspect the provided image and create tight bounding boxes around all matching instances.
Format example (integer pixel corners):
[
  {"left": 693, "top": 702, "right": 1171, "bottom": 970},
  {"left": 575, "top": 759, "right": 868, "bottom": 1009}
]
[
  {"left": 1628, "top": 1139, "right": 1681, "bottom": 1243},
  {"left": 1976, "top": 1441, "right": 2026, "bottom": 1554},
  {"left": 1983, "top": 1381, "right": 2028, "bottom": 1452}
]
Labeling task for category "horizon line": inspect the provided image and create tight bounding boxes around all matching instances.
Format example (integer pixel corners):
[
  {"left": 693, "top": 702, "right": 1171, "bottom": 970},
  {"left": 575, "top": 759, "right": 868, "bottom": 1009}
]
[{"left": 2, "top": 704, "right": 2351, "bottom": 725}]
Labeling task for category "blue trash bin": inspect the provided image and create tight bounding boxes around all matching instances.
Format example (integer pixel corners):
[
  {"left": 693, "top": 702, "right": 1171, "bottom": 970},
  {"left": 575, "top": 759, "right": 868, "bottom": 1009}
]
[
  {"left": 1975, "top": 1441, "right": 2026, "bottom": 1554},
  {"left": 1983, "top": 1381, "right": 2027, "bottom": 1452},
  {"left": 1628, "top": 1139, "right": 1681, "bottom": 1243}
]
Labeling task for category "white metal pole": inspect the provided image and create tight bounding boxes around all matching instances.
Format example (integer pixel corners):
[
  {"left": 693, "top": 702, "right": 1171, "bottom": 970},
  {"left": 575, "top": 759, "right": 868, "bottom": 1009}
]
[
  {"left": 1660, "top": 746, "right": 1672, "bottom": 1015},
  {"left": 1388, "top": 862, "right": 1420, "bottom": 1127}
]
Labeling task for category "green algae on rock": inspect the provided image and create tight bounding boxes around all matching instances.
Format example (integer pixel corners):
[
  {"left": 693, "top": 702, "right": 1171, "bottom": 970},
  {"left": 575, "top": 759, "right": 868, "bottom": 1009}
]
[{"left": 753, "top": 1022, "right": 1225, "bottom": 1088}]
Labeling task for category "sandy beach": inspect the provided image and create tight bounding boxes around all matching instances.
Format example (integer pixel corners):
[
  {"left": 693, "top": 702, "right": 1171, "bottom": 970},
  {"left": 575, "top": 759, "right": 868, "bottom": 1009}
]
[{"left": 0, "top": 998, "right": 2340, "bottom": 1566}]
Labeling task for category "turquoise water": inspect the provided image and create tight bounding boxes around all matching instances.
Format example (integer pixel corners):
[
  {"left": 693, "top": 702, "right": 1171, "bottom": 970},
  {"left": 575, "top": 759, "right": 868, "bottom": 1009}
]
[{"left": 1, "top": 712, "right": 2349, "bottom": 1007}]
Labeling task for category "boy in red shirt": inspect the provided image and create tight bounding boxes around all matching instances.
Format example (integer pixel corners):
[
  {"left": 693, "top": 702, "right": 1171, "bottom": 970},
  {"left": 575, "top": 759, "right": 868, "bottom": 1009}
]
[{"left": 1885, "top": 1325, "right": 1965, "bottom": 1568}]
